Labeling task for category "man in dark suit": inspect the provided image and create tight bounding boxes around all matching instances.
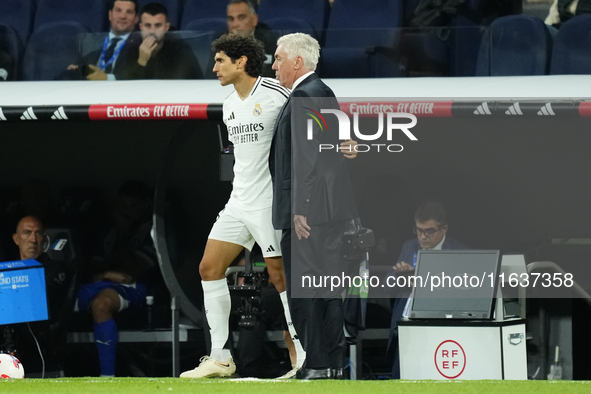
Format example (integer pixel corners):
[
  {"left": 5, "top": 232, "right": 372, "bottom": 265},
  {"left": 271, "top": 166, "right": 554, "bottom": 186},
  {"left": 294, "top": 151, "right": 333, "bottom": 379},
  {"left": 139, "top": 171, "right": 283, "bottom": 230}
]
[
  {"left": 67, "top": 0, "right": 139, "bottom": 80},
  {"left": 269, "top": 33, "right": 358, "bottom": 379},
  {"left": 383, "top": 201, "right": 467, "bottom": 379}
]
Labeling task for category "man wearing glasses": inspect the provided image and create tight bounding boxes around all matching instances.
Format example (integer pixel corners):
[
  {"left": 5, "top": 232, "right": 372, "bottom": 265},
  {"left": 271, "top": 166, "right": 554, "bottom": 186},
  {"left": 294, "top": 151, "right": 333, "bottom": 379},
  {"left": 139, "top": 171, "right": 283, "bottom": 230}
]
[{"left": 384, "top": 201, "right": 467, "bottom": 379}]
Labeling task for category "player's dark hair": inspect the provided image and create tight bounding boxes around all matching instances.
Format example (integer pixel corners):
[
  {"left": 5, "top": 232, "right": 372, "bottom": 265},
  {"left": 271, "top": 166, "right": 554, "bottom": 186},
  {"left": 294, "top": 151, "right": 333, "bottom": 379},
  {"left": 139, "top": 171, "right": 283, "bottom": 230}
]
[
  {"left": 140, "top": 2, "right": 169, "bottom": 21},
  {"left": 212, "top": 33, "right": 265, "bottom": 78},
  {"left": 415, "top": 201, "right": 448, "bottom": 226},
  {"left": 109, "top": 0, "right": 139, "bottom": 13}
]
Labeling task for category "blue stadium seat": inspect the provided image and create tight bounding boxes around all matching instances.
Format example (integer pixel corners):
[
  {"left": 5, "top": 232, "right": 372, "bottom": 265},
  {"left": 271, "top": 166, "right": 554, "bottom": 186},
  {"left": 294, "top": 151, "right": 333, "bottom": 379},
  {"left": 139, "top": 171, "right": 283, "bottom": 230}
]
[
  {"left": 138, "top": 0, "right": 182, "bottom": 29},
  {"left": 0, "top": 24, "right": 23, "bottom": 80},
  {"left": 550, "top": 14, "right": 591, "bottom": 75},
  {"left": 320, "top": 0, "right": 403, "bottom": 78},
  {"left": 182, "top": 18, "right": 227, "bottom": 37},
  {"left": 257, "top": 0, "right": 330, "bottom": 38},
  {"left": 264, "top": 17, "right": 317, "bottom": 40},
  {"left": 449, "top": 15, "right": 485, "bottom": 76},
  {"left": 177, "top": 30, "right": 217, "bottom": 79},
  {"left": 34, "top": 0, "right": 107, "bottom": 32},
  {"left": 476, "top": 15, "right": 552, "bottom": 76},
  {"left": 402, "top": 0, "right": 421, "bottom": 24},
  {"left": 0, "top": 0, "right": 35, "bottom": 43},
  {"left": 181, "top": 0, "right": 227, "bottom": 30},
  {"left": 22, "top": 21, "right": 89, "bottom": 81}
]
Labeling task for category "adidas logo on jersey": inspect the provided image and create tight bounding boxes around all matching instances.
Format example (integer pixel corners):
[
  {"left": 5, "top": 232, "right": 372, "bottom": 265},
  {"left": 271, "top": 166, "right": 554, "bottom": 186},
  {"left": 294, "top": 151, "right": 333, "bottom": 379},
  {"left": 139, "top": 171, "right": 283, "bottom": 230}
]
[
  {"left": 266, "top": 245, "right": 275, "bottom": 253},
  {"left": 226, "top": 112, "right": 235, "bottom": 122}
]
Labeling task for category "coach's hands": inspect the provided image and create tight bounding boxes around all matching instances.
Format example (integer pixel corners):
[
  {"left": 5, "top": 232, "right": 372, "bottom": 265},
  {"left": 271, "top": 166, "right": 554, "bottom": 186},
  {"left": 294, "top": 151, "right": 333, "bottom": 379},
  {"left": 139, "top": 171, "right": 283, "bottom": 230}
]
[{"left": 294, "top": 214, "right": 310, "bottom": 240}]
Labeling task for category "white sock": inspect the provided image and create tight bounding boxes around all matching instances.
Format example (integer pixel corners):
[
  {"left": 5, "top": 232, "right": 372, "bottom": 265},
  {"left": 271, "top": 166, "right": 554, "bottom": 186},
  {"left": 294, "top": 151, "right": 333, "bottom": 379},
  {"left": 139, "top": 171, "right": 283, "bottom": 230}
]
[
  {"left": 279, "top": 291, "right": 306, "bottom": 368},
  {"left": 202, "top": 279, "right": 232, "bottom": 361}
]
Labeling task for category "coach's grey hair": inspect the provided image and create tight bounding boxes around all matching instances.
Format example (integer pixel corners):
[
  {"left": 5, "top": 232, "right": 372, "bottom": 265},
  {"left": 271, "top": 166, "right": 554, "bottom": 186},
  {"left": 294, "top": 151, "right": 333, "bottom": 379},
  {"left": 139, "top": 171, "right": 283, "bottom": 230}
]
[{"left": 276, "top": 33, "right": 320, "bottom": 71}]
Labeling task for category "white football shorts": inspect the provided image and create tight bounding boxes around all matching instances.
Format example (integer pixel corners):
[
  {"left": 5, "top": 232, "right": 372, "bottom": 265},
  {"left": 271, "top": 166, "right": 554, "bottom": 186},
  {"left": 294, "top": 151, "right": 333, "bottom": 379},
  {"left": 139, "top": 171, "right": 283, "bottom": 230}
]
[{"left": 208, "top": 202, "right": 282, "bottom": 258}]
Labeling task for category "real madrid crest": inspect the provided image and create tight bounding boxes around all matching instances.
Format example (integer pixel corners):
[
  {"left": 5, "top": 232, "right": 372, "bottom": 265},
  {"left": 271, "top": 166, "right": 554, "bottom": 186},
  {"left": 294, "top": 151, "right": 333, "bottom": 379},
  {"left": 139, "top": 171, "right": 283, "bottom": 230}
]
[{"left": 253, "top": 103, "right": 262, "bottom": 116}]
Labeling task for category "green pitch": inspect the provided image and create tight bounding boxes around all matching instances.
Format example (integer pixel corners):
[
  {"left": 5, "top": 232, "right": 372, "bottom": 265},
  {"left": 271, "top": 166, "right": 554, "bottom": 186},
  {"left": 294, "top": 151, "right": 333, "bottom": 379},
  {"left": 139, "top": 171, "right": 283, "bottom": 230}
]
[{"left": 1, "top": 378, "right": 590, "bottom": 394}]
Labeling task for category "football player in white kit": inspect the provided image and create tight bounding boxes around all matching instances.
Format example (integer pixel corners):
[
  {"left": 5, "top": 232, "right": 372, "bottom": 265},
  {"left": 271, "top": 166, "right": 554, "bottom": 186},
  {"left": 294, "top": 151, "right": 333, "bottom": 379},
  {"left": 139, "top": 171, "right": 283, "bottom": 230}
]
[
  {"left": 180, "top": 33, "right": 357, "bottom": 380},
  {"left": 180, "top": 33, "right": 303, "bottom": 379}
]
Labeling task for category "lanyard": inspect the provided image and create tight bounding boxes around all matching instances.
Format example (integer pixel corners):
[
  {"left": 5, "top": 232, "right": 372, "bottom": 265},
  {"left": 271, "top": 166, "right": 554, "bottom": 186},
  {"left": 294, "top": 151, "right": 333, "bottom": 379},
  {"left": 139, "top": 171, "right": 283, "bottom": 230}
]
[{"left": 98, "top": 36, "right": 126, "bottom": 71}]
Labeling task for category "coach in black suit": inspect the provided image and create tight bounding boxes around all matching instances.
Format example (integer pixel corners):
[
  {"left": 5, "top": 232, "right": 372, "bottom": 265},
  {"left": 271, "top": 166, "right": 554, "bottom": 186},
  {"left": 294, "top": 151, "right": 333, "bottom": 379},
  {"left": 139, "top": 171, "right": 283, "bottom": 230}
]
[{"left": 269, "top": 33, "right": 358, "bottom": 379}]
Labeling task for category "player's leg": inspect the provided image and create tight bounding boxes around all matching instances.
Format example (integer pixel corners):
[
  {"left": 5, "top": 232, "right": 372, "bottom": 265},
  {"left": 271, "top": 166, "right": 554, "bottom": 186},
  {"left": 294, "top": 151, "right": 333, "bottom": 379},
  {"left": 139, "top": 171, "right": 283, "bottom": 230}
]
[
  {"left": 255, "top": 242, "right": 306, "bottom": 379},
  {"left": 76, "top": 282, "right": 125, "bottom": 377},
  {"left": 90, "top": 288, "right": 120, "bottom": 377},
  {"left": 200, "top": 238, "right": 244, "bottom": 360},
  {"left": 179, "top": 239, "right": 243, "bottom": 378}
]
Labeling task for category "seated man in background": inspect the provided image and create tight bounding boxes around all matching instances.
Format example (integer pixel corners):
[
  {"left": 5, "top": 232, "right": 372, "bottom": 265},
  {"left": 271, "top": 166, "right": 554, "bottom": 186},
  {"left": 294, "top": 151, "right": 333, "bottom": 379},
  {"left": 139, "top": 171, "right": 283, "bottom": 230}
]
[
  {"left": 75, "top": 180, "right": 159, "bottom": 377},
  {"left": 4, "top": 215, "right": 73, "bottom": 371},
  {"left": 67, "top": 0, "right": 139, "bottom": 80},
  {"left": 126, "top": 2, "right": 203, "bottom": 79},
  {"left": 226, "top": 0, "right": 276, "bottom": 76},
  {"left": 384, "top": 201, "right": 467, "bottom": 379}
]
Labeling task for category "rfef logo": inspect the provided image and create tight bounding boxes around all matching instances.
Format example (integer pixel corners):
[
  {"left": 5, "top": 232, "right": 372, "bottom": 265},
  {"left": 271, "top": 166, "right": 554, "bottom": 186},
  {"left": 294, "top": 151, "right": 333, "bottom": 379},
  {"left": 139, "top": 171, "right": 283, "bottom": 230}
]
[{"left": 434, "top": 340, "right": 466, "bottom": 379}]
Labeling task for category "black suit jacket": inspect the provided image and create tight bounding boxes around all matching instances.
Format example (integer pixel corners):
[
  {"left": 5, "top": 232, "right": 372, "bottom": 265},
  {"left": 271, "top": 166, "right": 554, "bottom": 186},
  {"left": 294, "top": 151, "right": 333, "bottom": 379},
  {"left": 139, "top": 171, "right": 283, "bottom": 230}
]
[
  {"left": 269, "top": 73, "right": 357, "bottom": 230},
  {"left": 78, "top": 33, "right": 141, "bottom": 80}
]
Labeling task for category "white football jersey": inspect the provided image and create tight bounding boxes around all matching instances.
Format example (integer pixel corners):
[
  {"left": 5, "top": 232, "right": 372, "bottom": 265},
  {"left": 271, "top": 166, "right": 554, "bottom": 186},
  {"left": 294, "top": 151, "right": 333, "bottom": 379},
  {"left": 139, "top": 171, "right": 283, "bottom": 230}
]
[{"left": 223, "top": 77, "right": 290, "bottom": 211}]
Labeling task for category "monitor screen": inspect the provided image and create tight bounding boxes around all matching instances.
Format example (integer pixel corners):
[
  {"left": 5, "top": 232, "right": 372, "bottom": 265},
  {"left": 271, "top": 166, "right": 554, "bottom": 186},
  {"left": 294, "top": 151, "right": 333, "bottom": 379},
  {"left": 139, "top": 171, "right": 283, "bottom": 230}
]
[{"left": 409, "top": 250, "right": 501, "bottom": 320}]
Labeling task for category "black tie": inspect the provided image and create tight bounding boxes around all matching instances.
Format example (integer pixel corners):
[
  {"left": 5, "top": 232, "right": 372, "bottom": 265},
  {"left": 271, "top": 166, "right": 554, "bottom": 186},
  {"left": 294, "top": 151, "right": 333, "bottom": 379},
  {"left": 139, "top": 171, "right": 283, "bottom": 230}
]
[{"left": 104, "top": 37, "right": 122, "bottom": 73}]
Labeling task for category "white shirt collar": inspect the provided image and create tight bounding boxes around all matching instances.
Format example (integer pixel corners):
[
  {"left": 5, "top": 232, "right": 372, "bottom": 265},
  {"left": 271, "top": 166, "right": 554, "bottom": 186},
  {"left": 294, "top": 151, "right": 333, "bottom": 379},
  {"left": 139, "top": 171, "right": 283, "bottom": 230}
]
[
  {"left": 292, "top": 71, "right": 314, "bottom": 90},
  {"left": 109, "top": 31, "right": 131, "bottom": 41},
  {"left": 430, "top": 235, "right": 446, "bottom": 250}
]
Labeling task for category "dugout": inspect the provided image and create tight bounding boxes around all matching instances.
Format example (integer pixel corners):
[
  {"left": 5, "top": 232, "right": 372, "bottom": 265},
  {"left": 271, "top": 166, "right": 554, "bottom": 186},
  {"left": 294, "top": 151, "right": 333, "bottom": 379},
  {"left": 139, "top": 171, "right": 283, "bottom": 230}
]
[{"left": 1, "top": 76, "right": 591, "bottom": 379}]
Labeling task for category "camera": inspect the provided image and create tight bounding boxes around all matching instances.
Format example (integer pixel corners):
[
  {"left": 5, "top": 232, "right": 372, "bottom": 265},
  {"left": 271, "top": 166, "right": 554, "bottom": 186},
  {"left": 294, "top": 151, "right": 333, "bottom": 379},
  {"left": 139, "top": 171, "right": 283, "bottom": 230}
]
[
  {"left": 226, "top": 258, "right": 268, "bottom": 330},
  {"left": 342, "top": 228, "right": 375, "bottom": 261}
]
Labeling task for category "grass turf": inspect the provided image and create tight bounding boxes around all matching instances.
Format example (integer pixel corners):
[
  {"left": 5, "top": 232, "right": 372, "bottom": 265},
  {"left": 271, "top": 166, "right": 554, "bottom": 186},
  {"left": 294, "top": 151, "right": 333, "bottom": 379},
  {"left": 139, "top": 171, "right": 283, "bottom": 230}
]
[{"left": 1, "top": 378, "right": 590, "bottom": 394}]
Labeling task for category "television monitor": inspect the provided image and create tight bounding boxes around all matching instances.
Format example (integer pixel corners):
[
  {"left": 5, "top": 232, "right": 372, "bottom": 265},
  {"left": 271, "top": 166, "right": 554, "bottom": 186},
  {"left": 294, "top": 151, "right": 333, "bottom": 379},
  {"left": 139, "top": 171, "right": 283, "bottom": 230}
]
[{"left": 409, "top": 250, "right": 501, "bottom": 320}]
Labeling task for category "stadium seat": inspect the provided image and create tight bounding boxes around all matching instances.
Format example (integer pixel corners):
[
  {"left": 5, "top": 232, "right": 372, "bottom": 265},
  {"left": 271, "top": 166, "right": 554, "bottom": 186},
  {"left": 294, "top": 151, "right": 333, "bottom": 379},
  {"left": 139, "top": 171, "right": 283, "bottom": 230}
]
[
  {"left": 264, "top": 17, "right": 317, "bottom": 40},
  {"left": 0, "top": 0, "right": 35, "bottom": 43},
  {"left": 34, "top": 0, "right": 107, "bottom": 32},
  {"left": 476, "top": 15, "right": 552, "bottom": 76},
  {"left": 402, "top": 0, "right": 421, "bottom": 25},
  {"left": 181, "top": 0, "right": 227, "bottom": 30},
  {"left": 177, "top": 30, "right": 217, "bottom": 79},
  {"left": 550, "top": 14, "right": 591, "bottom": 75},
  {"left": 320, "top": 0, "right": 403, "bottom": 78},
  {"left": 179, "top": 18, "right": 226, "bottom": 79},
  {"left": 257, "top": 0, "right": 330, "bottom": 39},
  {"left": 183, "top": 17, "right": 227, "bottom": 33},
  {"left": 449, "top": 15, "right": 485, "bottom": 76},
  {"left": 138, "top": 0, "right": 182, "bottom": 30},
  {"left": 0, "top": 24, "right": 23, "bottom": 81},
  {"left": 22, "top": 22, "right": 89, "bottom": 81}
]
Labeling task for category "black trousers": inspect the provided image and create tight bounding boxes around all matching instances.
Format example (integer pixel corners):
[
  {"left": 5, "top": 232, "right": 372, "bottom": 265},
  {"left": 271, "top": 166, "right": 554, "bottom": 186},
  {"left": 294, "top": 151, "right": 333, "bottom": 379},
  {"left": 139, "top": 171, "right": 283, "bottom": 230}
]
[{"left": 281, "top": 220, "right": 347, "bottom": 369}]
